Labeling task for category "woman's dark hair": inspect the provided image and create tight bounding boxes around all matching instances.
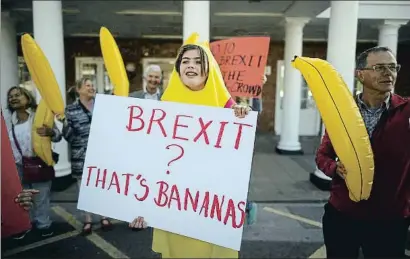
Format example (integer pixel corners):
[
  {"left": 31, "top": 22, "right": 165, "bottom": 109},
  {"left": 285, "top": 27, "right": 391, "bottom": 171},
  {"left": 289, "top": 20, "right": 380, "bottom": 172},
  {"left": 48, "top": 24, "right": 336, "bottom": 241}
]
[
  {"left": 7, "top": 86, "right": 37, "bottom": 113},
  {"left": 67, "top": 85, "right": 78, "bottom": 101},
  {"left": 175, "top": 44, "right": 209, "bottom": 76}
]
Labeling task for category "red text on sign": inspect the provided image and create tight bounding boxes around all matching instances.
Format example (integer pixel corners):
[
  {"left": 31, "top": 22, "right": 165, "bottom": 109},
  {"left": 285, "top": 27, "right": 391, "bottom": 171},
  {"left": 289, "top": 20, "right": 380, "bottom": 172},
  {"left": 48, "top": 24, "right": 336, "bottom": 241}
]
[
  {"left": 85, "top": 166, "right": 150, "bottom": 201},
  {"left": 154, "top": 180, "right": 246, "bottom": 228},
  {"left": 84, "top": 166, "right": 247, "bottom": 229},
  {"left": 125, "top": 105, "right": 253, "bottom": 150}
]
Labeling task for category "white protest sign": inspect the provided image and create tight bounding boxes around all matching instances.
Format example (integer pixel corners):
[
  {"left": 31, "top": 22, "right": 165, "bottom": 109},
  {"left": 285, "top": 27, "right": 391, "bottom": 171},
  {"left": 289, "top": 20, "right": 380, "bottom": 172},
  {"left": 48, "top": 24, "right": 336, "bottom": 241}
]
[{"left": 77, "top": 94, "right": 257, "bottom": 251}]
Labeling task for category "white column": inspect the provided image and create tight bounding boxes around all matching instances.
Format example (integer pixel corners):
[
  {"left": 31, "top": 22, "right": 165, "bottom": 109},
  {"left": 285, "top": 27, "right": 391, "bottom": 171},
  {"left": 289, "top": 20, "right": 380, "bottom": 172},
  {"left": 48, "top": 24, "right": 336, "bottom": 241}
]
[
  {"left": 378, "top": 20, "right": 408, "bottom": 57},
  {"left": 313, "top": 1, "right": 359, "bottom": 181},
  {"left": 33, "top": 1, "right": 71, "bottom": 177},
  {"left": 1, "top": 12, "right": 19, "bottom": 111},
  {"left": 276, "top": 17, "right": 309, "bottom": 154},
  {"left": 183, "top": 0, "right": 210, "bottom": 42},
  {"left": 327, "top": 1, "right": 359, "bottom": 92}
]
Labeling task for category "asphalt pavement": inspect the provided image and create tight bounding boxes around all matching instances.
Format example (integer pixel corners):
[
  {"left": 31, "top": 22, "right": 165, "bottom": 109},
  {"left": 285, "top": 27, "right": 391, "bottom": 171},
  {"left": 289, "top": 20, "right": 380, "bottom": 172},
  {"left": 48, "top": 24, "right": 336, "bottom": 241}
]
[
  {"left": 2, "top": 202, "right": 326, "bottom": 258},
  {"left": 3, "top": 134, "right": 409, "bottom": 258}
]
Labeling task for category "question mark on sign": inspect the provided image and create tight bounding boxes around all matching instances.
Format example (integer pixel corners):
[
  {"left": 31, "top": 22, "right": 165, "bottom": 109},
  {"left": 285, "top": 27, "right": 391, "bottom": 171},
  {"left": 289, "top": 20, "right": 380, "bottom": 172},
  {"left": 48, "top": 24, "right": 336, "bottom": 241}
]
[{"left": 165, "top": 144, "right": 185, "bottom": 175}]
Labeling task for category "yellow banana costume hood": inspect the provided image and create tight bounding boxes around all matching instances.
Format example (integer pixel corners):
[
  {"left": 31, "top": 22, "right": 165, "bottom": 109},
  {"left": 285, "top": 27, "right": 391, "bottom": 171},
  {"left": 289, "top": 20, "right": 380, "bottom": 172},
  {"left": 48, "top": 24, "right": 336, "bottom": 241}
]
[
  {"left": 160, "top": 33, "right": 232, "bottom": 108},
  {"left": 153, "top": 33, "right": 238, "bottom": 259}
]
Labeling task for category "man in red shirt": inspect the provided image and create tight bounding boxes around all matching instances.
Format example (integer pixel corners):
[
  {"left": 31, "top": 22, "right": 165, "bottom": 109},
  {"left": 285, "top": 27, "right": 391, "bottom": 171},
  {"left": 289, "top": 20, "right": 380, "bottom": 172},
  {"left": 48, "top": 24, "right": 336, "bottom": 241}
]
[{"left": 316, "top": 46, "right": 410, "bottom": 258}]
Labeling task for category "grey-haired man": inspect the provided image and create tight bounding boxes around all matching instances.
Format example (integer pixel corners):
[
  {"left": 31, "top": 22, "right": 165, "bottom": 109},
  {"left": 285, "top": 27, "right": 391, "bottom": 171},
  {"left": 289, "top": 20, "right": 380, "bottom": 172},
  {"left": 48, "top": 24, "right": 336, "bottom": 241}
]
[{"left": 129, "top": 64, "right": 163, "bottom": 100}]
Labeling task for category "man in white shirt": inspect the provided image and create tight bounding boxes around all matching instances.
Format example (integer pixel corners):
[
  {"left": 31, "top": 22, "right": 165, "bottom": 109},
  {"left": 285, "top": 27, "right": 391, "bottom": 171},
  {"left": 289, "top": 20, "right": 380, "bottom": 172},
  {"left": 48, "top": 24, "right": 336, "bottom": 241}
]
[{"left": 129, "top": 65, "right": 163, "bottom": 100}]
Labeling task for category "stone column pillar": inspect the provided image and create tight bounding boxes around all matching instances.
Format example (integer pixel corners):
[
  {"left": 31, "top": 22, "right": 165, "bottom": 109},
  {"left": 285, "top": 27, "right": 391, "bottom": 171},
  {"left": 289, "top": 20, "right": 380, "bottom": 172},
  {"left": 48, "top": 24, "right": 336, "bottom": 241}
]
[
  {"left": 33, "top": 1, "right": 71, "bottom": 180},
  {"left": 183, "top": 0, "right": 210, "bottom": 42},
  {"left": 1, "top": 12, "right": 19, "bottom": 111},
  {"left": 311, "top": 1, "right": 359, "bottom": 187},
  {"left": 378, "top": 20, "right": 408, "bottom": 57},
  {"left": 276, "top": 17, "right": 310, "bottom": 155}
]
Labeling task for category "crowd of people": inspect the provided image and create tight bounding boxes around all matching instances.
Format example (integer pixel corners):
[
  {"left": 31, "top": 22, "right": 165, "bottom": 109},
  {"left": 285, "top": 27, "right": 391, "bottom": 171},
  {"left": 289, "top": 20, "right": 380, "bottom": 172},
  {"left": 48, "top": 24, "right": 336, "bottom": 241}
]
[
  {"left": 4, "top": 45, "right": 410, "bottom": 258},
  {"left": 4, "top": 43, "right": 260, "bottom": 244}
]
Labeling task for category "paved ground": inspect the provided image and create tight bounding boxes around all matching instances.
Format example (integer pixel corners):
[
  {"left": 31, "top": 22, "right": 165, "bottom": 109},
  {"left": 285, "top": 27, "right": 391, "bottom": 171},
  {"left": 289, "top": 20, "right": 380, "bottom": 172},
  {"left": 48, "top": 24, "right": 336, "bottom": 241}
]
[
  {"left": 3, "top": 202, "right": 326, "bottom": 258},
  {"left": 3, "top": 134, "right": 409, "bottom": 258}
]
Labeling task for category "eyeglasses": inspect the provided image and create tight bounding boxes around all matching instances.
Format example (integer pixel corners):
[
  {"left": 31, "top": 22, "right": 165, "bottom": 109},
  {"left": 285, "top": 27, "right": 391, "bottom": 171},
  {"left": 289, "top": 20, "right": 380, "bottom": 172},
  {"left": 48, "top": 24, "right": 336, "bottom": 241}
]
[{"left": 358, "top": 64, "right": 401, "bottom": 73}]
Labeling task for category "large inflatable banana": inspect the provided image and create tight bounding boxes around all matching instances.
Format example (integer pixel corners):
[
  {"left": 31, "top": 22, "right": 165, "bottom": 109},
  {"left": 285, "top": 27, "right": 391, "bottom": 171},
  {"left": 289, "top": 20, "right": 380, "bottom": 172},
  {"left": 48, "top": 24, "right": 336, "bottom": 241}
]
[
  {"left": 99, "top": 27, "right": 129, "bottom": 97},
  {"left": 21, "top": 34, "right": 65, "bottom": 119},
  {"left": 291, "top": 56, "right": 374, "bottom": 202},
  {"left": 155, "top": 33, "right": 238, "bottom": 259},
  {"left": 32, "top": 100, "right": 55, "bottom": 166}
]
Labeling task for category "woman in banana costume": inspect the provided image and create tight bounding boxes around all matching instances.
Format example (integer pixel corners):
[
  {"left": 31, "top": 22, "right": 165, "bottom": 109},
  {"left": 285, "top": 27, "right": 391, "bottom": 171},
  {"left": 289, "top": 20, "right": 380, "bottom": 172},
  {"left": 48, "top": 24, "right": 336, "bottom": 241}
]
[
  {"left": 5, "top": 86, "right": 61, "bottom": 238},
  {"left": 127, "top": 33, "right": 251, "bottom": 259}
]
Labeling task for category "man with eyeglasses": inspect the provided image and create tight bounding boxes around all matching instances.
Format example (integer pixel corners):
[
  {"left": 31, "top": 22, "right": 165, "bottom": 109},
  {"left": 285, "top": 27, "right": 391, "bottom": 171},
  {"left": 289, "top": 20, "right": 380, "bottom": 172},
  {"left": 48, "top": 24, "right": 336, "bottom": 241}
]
[{"left": 316, "top": 46, "right": 410, "bottom": 258}]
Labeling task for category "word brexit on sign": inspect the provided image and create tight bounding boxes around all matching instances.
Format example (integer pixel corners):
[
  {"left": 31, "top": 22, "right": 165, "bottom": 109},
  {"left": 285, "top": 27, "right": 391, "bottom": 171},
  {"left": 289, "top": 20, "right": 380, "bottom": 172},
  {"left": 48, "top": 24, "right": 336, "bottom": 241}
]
[
  {"left": 77, "top": 94, "right": 257, "bottom": 251},
  {"left": 210, "top": 36, "right": 270, "bottom": 98}
]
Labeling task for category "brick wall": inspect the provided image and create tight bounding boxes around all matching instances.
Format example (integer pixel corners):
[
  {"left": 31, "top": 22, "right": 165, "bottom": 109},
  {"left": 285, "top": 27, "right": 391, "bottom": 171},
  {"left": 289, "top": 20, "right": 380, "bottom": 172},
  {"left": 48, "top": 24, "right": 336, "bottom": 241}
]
[
  {"left": 16, "top": 37, "right": 410, "bottom": 133},
  {"left": 62, "top": 38, "right": 182, "bottom": 93}
]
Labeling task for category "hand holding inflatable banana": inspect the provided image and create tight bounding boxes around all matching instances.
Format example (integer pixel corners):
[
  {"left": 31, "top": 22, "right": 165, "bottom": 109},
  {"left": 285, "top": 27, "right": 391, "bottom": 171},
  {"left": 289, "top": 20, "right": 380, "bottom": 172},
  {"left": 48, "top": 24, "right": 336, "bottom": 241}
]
[
  {"left": 291, "top": 56, "right": 374, "bottom": 202},
  {"left": 21, "top": 34, "right": 65, "bottom": 119},
  {"left": 99, "top": 27, "right": 129, "bottom": 97},
  {"left": 32, "top": 100, "right": 55, "bottom": 166}
]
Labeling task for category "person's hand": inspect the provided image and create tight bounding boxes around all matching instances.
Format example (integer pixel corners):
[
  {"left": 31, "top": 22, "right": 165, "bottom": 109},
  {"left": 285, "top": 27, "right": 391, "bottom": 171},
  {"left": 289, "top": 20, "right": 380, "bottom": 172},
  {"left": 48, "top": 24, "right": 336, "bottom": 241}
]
[
  {"left": 36, "top": 124, "right": 54, "bottom": 137},
  {"left": 262, "top": 74, "right": 267, "bottom": 85},
  {"left": 129, "top": 216, "right": 148, "bottom": 230},
  {"left": 55, "top": 114, "right": 66, "bottom": 123},
  {"left": 233, "top": 104, "right": 251, "bottom": 118},
  {"left": 336, "top": 161, "right": 347, "bottom": 179},
  {"left": 15, "top": 189, "right": 39, "bottom": 210}
]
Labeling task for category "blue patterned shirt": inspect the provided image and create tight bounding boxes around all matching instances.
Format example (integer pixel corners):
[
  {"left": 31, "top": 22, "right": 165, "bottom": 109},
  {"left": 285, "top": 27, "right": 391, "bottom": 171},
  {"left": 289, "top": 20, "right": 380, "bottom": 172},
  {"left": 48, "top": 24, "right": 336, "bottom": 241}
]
[{"left": 356, "top": 93, "right": 391, "bottom": 137}]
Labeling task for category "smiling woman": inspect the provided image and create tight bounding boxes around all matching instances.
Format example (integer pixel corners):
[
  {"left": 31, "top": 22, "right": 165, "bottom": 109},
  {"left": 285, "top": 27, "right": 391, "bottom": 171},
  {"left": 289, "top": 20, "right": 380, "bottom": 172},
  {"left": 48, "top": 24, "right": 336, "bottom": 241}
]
[
  {"left": 5, "top": 86, "right": 62, "bottom": 239},
  {"left": 175, "top": 44, "right": 209, "bottom": 91},
  {"left": 61, "top": 77, "right": 114, "bottom": 235},
  {"left": 161, "top": 42, "right": 237, "bottom": 109}
]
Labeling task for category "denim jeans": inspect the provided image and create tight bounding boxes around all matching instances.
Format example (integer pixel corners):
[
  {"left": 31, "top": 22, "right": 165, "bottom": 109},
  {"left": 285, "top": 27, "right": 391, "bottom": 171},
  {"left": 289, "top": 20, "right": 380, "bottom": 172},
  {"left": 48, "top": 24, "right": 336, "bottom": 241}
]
[
  {"left": 245, "top": 150, "right": 257, "bottom": 225},
  {"left": 251, "top": 97, "right": 263, "bottom": 113},
  {"left": 16, "top": 164, "right": 52, "bottom": 230}
]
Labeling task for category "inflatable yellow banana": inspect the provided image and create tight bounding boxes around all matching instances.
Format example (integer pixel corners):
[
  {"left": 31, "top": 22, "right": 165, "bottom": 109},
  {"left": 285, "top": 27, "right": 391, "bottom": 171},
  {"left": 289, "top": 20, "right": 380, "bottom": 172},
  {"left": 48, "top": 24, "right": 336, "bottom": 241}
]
[
  {"left": 32, "top": 99, "right": 55, "bottom": 166},
  {"left": 291, "top": 56, "right": 374, "bottom": 202},
  {"left": 21, "top": 34, "right": 65, "bottom": 119},
  {"left": 99, "top": 27, "right": 129, "bottom": 97}
]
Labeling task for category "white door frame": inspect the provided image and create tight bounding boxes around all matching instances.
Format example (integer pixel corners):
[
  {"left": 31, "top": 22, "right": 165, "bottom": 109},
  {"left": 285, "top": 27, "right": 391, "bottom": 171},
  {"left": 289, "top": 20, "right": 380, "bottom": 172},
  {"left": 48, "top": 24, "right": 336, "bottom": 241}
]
[
  {"left": 75, "top": 57, "right": 106, "bottom": 94},
  {"left": 141, "top": 57, "right": 175, "bottom": 90},
  {"left": 141, "top": 57, "right": 175, "bottom": 68},
  {"left": 274, "top": 60, "right": 285, "bottom": 135}
]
